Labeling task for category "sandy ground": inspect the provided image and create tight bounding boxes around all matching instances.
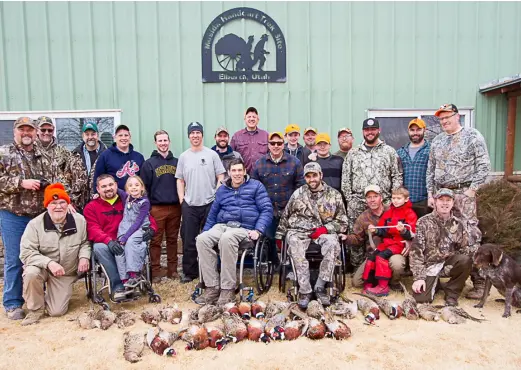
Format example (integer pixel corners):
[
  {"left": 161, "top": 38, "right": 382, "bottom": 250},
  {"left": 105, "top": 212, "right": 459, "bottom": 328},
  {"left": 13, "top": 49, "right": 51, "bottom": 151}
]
[{"left": 2, "top": 275, "right": 521, "bottom": 370}]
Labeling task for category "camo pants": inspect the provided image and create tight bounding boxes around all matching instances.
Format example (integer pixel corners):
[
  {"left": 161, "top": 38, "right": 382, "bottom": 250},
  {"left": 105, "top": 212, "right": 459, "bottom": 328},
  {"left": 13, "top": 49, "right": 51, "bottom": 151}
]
[
  {"left": 346, "top": 195, "right": 367, "bottom": 234},
  {"left": 286, "top": 231, "right": 340, "bottom": 294}
]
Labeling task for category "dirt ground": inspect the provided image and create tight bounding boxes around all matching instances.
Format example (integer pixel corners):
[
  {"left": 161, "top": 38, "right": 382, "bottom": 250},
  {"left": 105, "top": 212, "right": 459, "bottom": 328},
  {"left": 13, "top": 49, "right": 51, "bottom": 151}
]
[{"left": 2, "top": 275, "right": 521, "bottom": 370}]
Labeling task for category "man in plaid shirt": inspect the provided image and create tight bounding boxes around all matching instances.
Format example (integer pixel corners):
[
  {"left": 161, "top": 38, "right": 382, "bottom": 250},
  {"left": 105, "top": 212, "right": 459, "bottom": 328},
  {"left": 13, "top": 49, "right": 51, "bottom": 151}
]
[
  {"left": 252, "top": 132, "right": 305, "bottom": 266},
  {"left": 397, "top": 118, "right": 431, "bottom": 218}
]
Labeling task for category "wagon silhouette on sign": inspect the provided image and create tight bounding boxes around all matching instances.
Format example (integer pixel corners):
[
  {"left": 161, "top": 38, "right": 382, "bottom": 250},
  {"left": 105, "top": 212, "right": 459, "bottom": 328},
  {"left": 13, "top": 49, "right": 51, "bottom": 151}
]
[{"left": 215, "top": 33, "right": 270, "bottom": 72}]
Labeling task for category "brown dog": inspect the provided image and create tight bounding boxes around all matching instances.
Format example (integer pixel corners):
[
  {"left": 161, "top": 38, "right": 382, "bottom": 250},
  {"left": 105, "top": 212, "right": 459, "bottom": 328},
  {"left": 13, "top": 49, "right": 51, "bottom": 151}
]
[{"left": 473, "top": 244, "right": 521, "bottom": 317}]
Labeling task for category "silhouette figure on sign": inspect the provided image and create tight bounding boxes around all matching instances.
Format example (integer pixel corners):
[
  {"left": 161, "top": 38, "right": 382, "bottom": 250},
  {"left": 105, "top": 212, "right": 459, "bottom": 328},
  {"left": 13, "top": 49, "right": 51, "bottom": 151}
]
[
  {"left": 214, "top": 33, "right": 270, "bottom": 72},
  {"left": 252, "top": 34, "right": 270, "bottom": 71}
]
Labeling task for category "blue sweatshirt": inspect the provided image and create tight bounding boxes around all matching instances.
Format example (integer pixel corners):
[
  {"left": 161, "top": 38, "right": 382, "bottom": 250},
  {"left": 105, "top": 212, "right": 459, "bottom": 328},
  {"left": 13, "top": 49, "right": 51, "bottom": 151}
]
[{"left": 93, "top": 143, "right": 145, "bottom": 191}]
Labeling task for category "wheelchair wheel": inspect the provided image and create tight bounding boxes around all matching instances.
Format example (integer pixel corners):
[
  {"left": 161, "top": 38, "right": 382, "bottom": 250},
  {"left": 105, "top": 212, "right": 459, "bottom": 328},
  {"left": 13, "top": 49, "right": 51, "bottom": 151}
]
[
  {"left": 278, "top": 244, "right": 288, "bottom": 293},
  {"left": 334, "top": 244, "right": 347, "bottom": 292},
  {"left": 149, "top": 294, "right": 161, "bottom": 303},
  {"left": 254, "top": 238, "right": 273, "bottom": 295}
]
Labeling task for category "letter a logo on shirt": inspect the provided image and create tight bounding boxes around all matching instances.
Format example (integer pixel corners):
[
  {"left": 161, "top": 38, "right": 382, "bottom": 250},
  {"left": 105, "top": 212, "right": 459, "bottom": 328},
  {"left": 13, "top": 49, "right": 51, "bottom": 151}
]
[{"left": 117, "top": 161, "right": 140, "bottom": 178}]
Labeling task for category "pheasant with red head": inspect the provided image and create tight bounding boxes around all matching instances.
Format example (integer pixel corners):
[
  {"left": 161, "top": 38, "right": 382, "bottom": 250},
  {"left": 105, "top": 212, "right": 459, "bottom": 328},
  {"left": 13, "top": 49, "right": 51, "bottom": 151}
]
[
  {"left": 265, "top": 303, "right": 296, "bottom": 341},
  {"left": 355, "top": 292, "right": 403, "bottom": 320},
  {"left": 223, "top": 312, "right": 248, "bottom": 342},
  {"left": 223, "top": 302, "right": 240, "bottom": 316},
  {"left": 283, "top": 309, "right": 309, "bottom": 340},
  {"left": 251, "top": 300, "right": 267, "bottom": 319},
  {"left": 238, "top": 301, "right": 252, "bottom": 319},
  {"left": 204, "top": 318, "right": 226, "bottom": 349},
  {"left": 141, "top": 307, "right": 161, "bottom": 326},
  {"left": 146, "top": 327, "right": 176, "bottom": 357},
  {"left": 246, "top": 317, "right": 270, "bottom": 343},
  {"left": 306, "top": 318, "right": 327, "bottom": 340},
  {"left": 357, "top": 298, "right": 380, "bottom": 324},
  {"left": 324, "top": 308, "right": 351, "bottom": 340}
]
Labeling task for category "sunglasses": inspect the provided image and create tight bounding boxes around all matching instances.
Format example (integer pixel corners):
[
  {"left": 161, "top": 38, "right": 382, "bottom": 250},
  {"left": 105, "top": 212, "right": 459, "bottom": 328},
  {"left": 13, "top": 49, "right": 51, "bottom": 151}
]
[
  {"left": 269, "top": 141, "right": 284, "bottom": 147},
  {"left": 40, "top": 128, "right": 54, "bottom": 133}
]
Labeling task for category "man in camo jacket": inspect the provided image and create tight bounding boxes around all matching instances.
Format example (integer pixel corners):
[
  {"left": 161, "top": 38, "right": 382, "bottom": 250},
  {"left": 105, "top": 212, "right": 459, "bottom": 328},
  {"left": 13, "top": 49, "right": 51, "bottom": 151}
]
[
  {"left": 427, "top": 103, "right": 491, "bottom": 299},
  {"left": 276, "top": 162, "right": 348, "bottom": 309},
  {"left": 341, "top": 118, "right": 403, "bottom": 233}
]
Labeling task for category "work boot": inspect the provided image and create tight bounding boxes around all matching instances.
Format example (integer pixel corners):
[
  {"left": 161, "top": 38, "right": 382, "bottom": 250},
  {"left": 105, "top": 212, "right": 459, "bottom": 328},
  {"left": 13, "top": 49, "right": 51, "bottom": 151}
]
[
  {"left": 217, "top": 289, "right": 237, "bottom": 306},
  {"left": 297, "top": 293, "right": 312, "bottom": 310},
  {"left": 6, "top": 307, "right": 25, "bottom": 321},
  {"left": 314, "top": 287, "right": 331, "bottom": 307},
  {"left": 21, "top": 308, "right": 44, "bottom": 326},
  {"left": 194, "top": 287, "right": 220, "bottom": 306},
  {"left": 465, "top": 285, "right": 485, "bottom": 300},
  {"left": 445, "top": 296, "right": 458, "bottom": 307}
]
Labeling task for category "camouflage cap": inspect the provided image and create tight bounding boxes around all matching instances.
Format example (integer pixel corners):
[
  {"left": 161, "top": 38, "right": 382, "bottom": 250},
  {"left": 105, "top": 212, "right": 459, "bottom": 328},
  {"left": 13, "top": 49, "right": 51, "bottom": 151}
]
[
  {"left": 304, "top": 126, "right": 317, "bottom": 134},
  {"left": 337, "top": 127, "right": 353, "bottom": 136},
  {"left": 304, "top": 161, "right": 322, "bottom": 175},
  {"left": 364, "top": 184, "right": 381, "bottom": 195},
  {"left": 434, "top": 188, "right": 455, "bottom": 199},
  {"left": 13, "top": 117, "right": 36, "bottom": 130},
  {"left": 36, "top": 116, "right": 54, "bottom": 127},
  {"left": 434, "top": 103, "right": 458, "bottom": 117},
  {"left": 215, "top": 126, "right": 229, "bottom": 136}
]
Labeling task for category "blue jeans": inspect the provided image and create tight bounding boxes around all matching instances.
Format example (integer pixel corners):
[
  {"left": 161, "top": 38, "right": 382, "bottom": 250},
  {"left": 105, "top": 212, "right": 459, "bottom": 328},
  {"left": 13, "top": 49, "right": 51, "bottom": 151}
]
[
  {"left": 93, "top": 243, "right": 124, "bottom": 292},
  {"left": 264, "top": 216, "right": 281, "bottom": 266},
  {"left": 0, "top": 210, "right": 31, "bottom": 311}
]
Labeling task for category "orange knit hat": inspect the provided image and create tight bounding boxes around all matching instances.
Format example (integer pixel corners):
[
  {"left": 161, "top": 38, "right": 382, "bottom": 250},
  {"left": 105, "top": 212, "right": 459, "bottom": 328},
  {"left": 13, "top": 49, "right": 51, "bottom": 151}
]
[{"left": 43, "top": 183, "right": 71, "bottom": 208}]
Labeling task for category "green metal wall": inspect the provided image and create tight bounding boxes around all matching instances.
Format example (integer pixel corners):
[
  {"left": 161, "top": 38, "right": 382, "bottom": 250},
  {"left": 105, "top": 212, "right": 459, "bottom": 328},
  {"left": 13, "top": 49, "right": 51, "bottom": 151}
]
[{"left": 1, "top": 1, "right": 520, "bottom": 170}]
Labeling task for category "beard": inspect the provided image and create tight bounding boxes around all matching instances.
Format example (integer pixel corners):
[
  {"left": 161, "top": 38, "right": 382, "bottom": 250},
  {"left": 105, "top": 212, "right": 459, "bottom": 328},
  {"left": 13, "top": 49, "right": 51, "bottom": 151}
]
[
  {"left": 20, "top": 136, "right": 34, "bottom": 146},
  {"left": 363, "top": 132, "right": 380, "bottom": 144},
  {"left": 216, "top": 140, "right": 228, "bottom": 149},
  {"left": 409, "top": 133, "right": 424, "bottom": 144}
]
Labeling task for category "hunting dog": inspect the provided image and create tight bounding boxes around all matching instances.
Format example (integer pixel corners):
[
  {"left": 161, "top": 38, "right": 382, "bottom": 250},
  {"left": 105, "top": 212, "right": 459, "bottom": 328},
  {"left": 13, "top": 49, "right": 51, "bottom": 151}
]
[{"left": 473, "top": 244, "right": 521, "bottom": 317}]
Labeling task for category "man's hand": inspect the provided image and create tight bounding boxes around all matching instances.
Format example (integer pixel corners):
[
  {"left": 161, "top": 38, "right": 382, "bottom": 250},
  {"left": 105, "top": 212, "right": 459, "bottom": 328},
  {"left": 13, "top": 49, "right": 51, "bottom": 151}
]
[
  {"left": 308, "top": 152, "right": 317, "bottom": 161},
  {"left": 142, "top": 227, "right": 155, "bottom": 242},
  {"left": 48, "top": 261, "right": 65, "bottom": 277},
  {"left": 401, "top": 242, "right": 411, "bottom": 256},
  {"left": 428, "top": 195, "right": 435, "bottom": 208},
  {"left": 92, "top": 193, "right": 99, "bottom": 200},
  {"left": 67, "top": 203, "right": 77, "bottom": 214},
  {"left": 309, "top": 226, "right": 328, "bottom": 240},
  {"left": 396, "top": 222, "right": 405, "bottom": 232},
  {"left": 78, "top": 258, "right": 90, "bottom": 273},
  {"left": 464, "top": 189, "right": 476, "bottom": 198},
  {"left": 248, "top": 230, "right": 260, "bottom": 241},
  {"left": 21, "top": 179, "right": 41, "bottom": 191},
  {"left": 107, "top": 240, "right": 124, "bottom": 256},
  {"left": 339, "top": 233, "right": 347, "bottom": 241},
  {"left": 368, "top": 224, "right": 377, "bottom": 234},
  {"left": 412, "top": 280, "right": 426, "bottom": 294}
]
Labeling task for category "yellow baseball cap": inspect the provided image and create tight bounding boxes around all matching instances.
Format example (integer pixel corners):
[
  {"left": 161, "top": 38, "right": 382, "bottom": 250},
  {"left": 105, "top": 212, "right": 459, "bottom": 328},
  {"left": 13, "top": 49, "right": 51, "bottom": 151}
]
[
  {"left": 268, "top": 132, "right": 284, "bottom": 141},
  {"left": 408, "top": 118, "right": 426, "bottom": 129},
  {"left": 285, "top": 124, "right": 300, "bottom": 135},
  {"left": 315, "top": 133, "right": 331, "bottom": 145},
  {"left": 304, "top": 126, "right": 317, "bottom": 134}
]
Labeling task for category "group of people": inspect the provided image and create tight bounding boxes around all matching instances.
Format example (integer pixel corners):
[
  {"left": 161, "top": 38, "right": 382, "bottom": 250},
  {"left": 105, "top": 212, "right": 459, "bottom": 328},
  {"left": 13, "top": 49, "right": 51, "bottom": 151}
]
[{"left": 0, "top": 102, "right": 491, "bottom": 324}]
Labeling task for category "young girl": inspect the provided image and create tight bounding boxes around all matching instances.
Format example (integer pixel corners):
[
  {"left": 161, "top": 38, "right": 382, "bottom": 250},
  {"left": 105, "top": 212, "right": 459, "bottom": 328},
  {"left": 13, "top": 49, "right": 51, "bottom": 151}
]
[{"left": 115, "top": 175, "right": 151, "bottom": 288}]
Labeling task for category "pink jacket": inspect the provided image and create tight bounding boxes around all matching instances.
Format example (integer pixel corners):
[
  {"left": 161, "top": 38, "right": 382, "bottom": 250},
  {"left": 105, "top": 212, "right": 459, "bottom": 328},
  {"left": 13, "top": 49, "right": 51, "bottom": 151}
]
[{"left": 230, "top": 128, "right": 269, "bottom": 174}]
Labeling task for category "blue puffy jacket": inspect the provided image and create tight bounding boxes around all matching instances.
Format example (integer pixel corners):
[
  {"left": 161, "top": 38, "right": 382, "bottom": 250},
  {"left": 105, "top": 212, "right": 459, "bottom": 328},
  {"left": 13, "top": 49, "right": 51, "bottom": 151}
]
[{"left": 203, "top": 176, "right": 273, "bottom": 234}]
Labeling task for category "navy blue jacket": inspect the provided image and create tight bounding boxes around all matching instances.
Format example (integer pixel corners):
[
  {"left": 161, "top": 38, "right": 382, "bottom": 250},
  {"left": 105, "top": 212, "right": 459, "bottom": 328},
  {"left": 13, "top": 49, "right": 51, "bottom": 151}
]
[
  {"left": 203, "top": 176, "right": 273, "bottom": 234},
  {"left": 141, "top": 150, "right": 179, "bottom": 205},
  {"left": 92, "top": 143, "right": 145, "bottom": 191}
]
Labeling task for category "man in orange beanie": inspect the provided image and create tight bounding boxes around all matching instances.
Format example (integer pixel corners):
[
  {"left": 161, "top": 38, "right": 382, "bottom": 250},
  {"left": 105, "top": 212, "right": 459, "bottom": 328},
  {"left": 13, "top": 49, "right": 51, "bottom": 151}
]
[{"left": 19, "top": 183, "right": 90, "bottom": 325}]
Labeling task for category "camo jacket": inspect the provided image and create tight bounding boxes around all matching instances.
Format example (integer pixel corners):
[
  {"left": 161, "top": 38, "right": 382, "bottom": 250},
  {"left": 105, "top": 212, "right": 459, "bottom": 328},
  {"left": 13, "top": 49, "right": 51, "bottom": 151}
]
[
  {"left": 0, "top": 143, "right": 53, "bottom": 217},
  {"left": 426, "top": 127, "right": 491, "bottom": 194},
  {"left": 275, "top": 182, "right": 348, "bottom": 238},
  {"left": 39, "top": 138, "right": 88, "bottom": 208},
  {"left": 341, "top": 140, "right": 403, "bottom": 204},
  {"left": 410, "top": 212, "right": 476, "bottom": 281}
]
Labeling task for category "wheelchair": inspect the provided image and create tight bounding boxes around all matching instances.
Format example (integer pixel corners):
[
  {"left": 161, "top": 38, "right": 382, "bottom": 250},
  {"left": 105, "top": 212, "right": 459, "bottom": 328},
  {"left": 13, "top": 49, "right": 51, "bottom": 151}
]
[
  {"left": 84, "top": 242, "right": 161, "bottom": 310},
  {"left": 278, "top": 236, "right": 347, "bottom": 304},
  {"left": 192, "top": 235, "right": 274, "bottom": 303}
]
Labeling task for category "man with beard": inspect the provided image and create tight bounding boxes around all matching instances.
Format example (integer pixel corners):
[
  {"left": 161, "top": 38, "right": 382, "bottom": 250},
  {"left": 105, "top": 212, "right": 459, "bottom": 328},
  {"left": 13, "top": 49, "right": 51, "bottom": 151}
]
[
  {"left": 276, "top": 162, "right": 348, "bottom": 308},
  {"left": 284, "top": 124, "right": 312, "bottom": 165},
  {"left": 211, "top": 126, "right": 242, "bottom": 181},
  {"left": 303, "top": 127, "right": 318, "bottom": 161},
  {"left": 0, "top": 117, "right": 54, "bottom": 320},
  {"left": 176, "top": 122, "right": 226, "bottom": 283},
  {"left": 141, "top": 130, "right": 181, "bottom": 282},
  {"left": 72, "top": 122, "right": 107, "bottom": 209},
  {"left": 341, "top": 118, "right": 402, "bottom": 233},
  {"left": 397, "top": 118, "right": 431, "bottom": 218},
  {"left": 335, "top": 128, "right": 354, "bottom": 159},
  {"left": 230, "top": 107, "right": 269, "bottom": 174},
  {"left": 36, "top": 116, "right": 87, "bottom": 211}
]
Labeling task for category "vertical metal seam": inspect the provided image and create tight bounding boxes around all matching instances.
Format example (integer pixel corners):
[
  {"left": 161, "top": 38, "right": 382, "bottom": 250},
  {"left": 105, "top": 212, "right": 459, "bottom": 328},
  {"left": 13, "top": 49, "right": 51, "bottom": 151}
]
[
  {"left": 44, "top": 3, "right": 54, "bottom": 109},
  {"left": 155, "top": 1, "right": 163, "bottom": 127},
  {"left": 328, "top": 0, "right": 332, "bottom": 134},
  {"left": 220, "top": 1, "right": 226, "bottom": 128},
  {"left": 175, "top": 1, "right": 184, "bottom": 145},
  {"left": 370, "top": 1, "right": 375, "bottom": 107},
  {"left": 307, "top": 1, "right": 311, "bottom": 124},
  {"left": 495, "top": 2, "right": 500, "bottom": 77},
  {"left": 453, "top": 2, "right": 459, "bottom": 103},
  {"left": 412, "top": 1, "right": 416, "bottom": 107},
  {"left": 348, "top": 1, "right": 352, "bottom": 124},
  {"left": 433, "top": 1, "right": 438, "bottom": 104},
  {"left": 264, "top": 0, "right": 269, "bottom": 126},
  {"left": 133, "top": 1, "right": 142, "bottom": 147},
  {"left": 391, "top": 2, "right": 395, "bottom": 107},
  {"left": 1, "top": 3, "right": 10, "bottom": 109},
  {"left": 241, "top": 0, "right": 246, "bottom": 115},
  {"left": 22, "top": 2, "right": 32, "bottom": 109},
  {"left": 199, "top": 1, "right": 205, "bottom": 126},
  {"left": 67, "top": 2, "right": 76, "bottom": 109},
  {"left": 89, "top": 2, "right": 98, "bottom": 107},
  {"left": 110, "top": 2, "right": 118, "bottom": 108},
  {"left": 285, "top": 0, "right": 289, "bottom": 126}
]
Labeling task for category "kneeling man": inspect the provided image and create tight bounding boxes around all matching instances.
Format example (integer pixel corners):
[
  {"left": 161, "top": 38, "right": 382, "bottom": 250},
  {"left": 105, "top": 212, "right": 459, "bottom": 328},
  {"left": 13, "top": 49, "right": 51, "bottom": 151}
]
[
  {"left": 20, "top": 183, "right": 90, "bottom": 325},
  {"left": 276, "top": 162, "right": 348, "bottom": 308},
  {"left": 410, "top": 188, "right": 474, "bottom": 306},
  {"left": 195, "top": 159, "right": 273, "bottom": 306}
]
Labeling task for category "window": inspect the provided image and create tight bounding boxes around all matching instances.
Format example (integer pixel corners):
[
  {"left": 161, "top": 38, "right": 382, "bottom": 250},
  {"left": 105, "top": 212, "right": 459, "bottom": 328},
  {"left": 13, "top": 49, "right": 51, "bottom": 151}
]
[
  {"left": 366, "top": 108, "right": 474, "bottom": 150},
  {"left": 0, "top": 109, "right": 121, "bottom": 150}
]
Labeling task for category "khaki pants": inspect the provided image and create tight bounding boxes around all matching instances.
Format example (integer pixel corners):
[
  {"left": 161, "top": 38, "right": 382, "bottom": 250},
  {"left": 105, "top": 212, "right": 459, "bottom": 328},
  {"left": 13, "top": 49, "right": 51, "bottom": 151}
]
[
  {"left": 23, "top": 266, "right": 77, "bottom": 317},
  {"left": 352, "top": 254, "right": 406, "bottom": 288},
  {"left": 196, "top": 224, "right": 249, "bottom": 290}
]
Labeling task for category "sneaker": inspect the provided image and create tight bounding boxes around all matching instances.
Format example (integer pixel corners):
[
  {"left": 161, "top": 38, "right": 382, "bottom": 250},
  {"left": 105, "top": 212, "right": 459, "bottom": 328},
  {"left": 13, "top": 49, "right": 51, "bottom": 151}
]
[
  {"left": 113, "top": 287, "right": 128, "bottom": 302},
  {"left": 6, "top": 307, "right": 25, "bottom": 321},
  {"left": 194, "top": 287, "right": 221, "bottom": 306},
  {"left": 21, "top": 308, "right": 44, "bottom": 326},
  {"left": 314, "top": 287, "right": 331, "bottom": 306},
  {"left": 181, "top": 275, "right": 196, "bottom": 284},
  {"left": 217, "top": 289, "right": 237, "bottom": 306},
  {"left": 297, "top": 293, "right": 312, "bottom": 310}
]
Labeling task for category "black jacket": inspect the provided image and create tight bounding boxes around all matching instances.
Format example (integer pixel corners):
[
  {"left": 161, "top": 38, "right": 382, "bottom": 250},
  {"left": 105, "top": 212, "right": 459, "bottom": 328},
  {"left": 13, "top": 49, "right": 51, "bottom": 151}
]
[
  {"left": 72, "top": 141, "right": 107, "bottom": 174},
  {"left": 284, "top": 143, "right": 312, "bottom": 166},
  {"left": 315, "top": 154, "right": 344, "bottom": 192},
  {"left": 141, "top": 150, "right": 179, "bottom": 205}
]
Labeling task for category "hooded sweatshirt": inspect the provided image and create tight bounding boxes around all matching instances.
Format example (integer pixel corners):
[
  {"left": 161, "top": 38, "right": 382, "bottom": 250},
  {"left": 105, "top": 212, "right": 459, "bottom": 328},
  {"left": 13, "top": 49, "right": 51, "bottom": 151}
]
[
  {"left": 92, "top": 143, "right": 145, "bottom": 191},
  {"left": 141, "top": 150, "right": 179, "bottom": 205}
]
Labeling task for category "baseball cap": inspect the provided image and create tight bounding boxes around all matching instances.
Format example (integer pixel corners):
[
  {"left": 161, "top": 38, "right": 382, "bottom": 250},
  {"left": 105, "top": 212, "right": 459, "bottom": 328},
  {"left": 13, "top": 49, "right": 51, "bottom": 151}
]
[
  {"left": 315, "top": 133, "right": 331, "bottom": 145},
  {"left": 304, "top": 162, "right": 322, "bottom": 175},
  {"left": 36, "top": 116, "right": 54, "bottom": 127},
  {"left": 434, "top": 188, "right": 455, "bottom": 199},
  {"left": 268, "top": 132, "right": 284, "bottom": 141},
  {"left": 13, "top": 117, "right": 36, "bottom": 130},
  {"left": 364, "top": 184, "right": 381, "bottom": 196},
  {"left": 304, "top": 126, "right": 317, "bottom": 134},
  {"left": 408, "top": 118, "right": 426, "bottom": 129},
  {"left": 434, "top": 103, "right": 459, "bottom": 117},
  {"left": 115, "top": 124, "right": 130, "bottom": 134},
  {"left": 362, "top": 118, "right": 380, "bottom": 129},
  {"left": 285, "top": 124, "right": 300, "bottom": 135},
  {"left": 215, "top": 126, "right": 229, "bottom": 136},
  {"left": 82, "top": 122, "right": 99, "bottom": 132},
  {"left": 337, "top": 127, "right": 353, "bottom": 136},
  {"left": 187, "top": 122, "right": 203, "bottom": 136}
]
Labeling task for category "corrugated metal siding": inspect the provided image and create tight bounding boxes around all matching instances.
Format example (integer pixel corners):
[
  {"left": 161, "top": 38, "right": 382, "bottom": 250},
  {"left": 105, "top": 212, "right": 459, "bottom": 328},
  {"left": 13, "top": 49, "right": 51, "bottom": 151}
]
[{"left": 1, "top": 1, "right": 520, "bottom": 170}]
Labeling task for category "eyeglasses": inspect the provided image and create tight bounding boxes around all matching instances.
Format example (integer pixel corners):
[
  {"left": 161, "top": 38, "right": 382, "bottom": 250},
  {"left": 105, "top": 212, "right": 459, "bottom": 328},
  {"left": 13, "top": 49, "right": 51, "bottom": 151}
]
[
  {"left": 49, "top": 200, "right": 68, "bottom": 208},
  {"left": 40, "top": 128, "right": 54, "bottom": 133},
  {"left": 269, "top": 141, "right": 284, "bottom": 147},
  {"left": 438, "top": 113, "right": 457, "bottom": 122},
  {"left": 338, "top": 134, "right": 352, "bottom": 140}
]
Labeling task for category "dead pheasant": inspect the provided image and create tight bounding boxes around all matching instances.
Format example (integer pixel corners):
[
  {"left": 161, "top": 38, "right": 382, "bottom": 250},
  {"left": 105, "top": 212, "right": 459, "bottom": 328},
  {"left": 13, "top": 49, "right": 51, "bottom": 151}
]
[
  {"left": 283, "top": 309, "right": 309, "bottom": 341},
  {"left": 251, "top": 300, "right": 267, "bottom": 319},
  {"left": 75, "top": 310, "right": 97, "bottom": 329},
  {"left": 355, "top": 292, "right": 403, "bottom": 320},
  {"left": 222, "top": 312, "right": 248, "bottom": 342},
  {"left": 440, "top": 306, "right": 485, "bottom": 324},
  {"left": 324, "top": 308, "right": 351, "bottom": 340},
  {"left": 141, "top": 307, "right": 161, "bottom": 326},
  {"left": 441, "top": 306, "right": 466, "bottom": 324},
  {"left": 246, "top": 317, "right": 270, "bottom": 343},
  {"left": 332, "top": 295, "right": 358, "bottom": 319},
  {"left": 146, "top": 327, "right": 176, "bottom": 356},
  {"left": 306, "top": 318, "right": 327, "bottom": 340},
  {"left": 116, "top": 310, "right": 137, "bottom": 329},
  {"left": 399, "top": 282, "right": 419, "bottom": 320},
  {"left": 417, "top": 304, "right": 441, "bottom": 322},
  {"left": 265, "top": 303, "right": 296, "bottom": 341},
  {"left": 123, "top": 331, "right": 145, "bottom": 363},
  {"left": 95, "top": 309, "right": 116, "bottom": 330},
  {"left": 204, "top": 318, "right": 226, "bottom": 349},
  {"left": 238, "top": 301, "right": 252, "bottom": 320},
  {"left": 159, "top": 303, "right": 182, "bottom": 324},
  {"left": 197, "top": 304, "right": 223, "bottom": 324},
  {"left": 265, "top": 300, "right": 289, "bottom": 319},
  {"left": 357, "top": 298, "right": 380, "bottom": 324},
  {"left": 180, "top": 323, "right": 210, "bottom": 351},
  {"left": 306, "top": 300, "right": 325, "bottom": 321},
  {"left": 223, "top": 302, "right": 240, "bottom": 316}
]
